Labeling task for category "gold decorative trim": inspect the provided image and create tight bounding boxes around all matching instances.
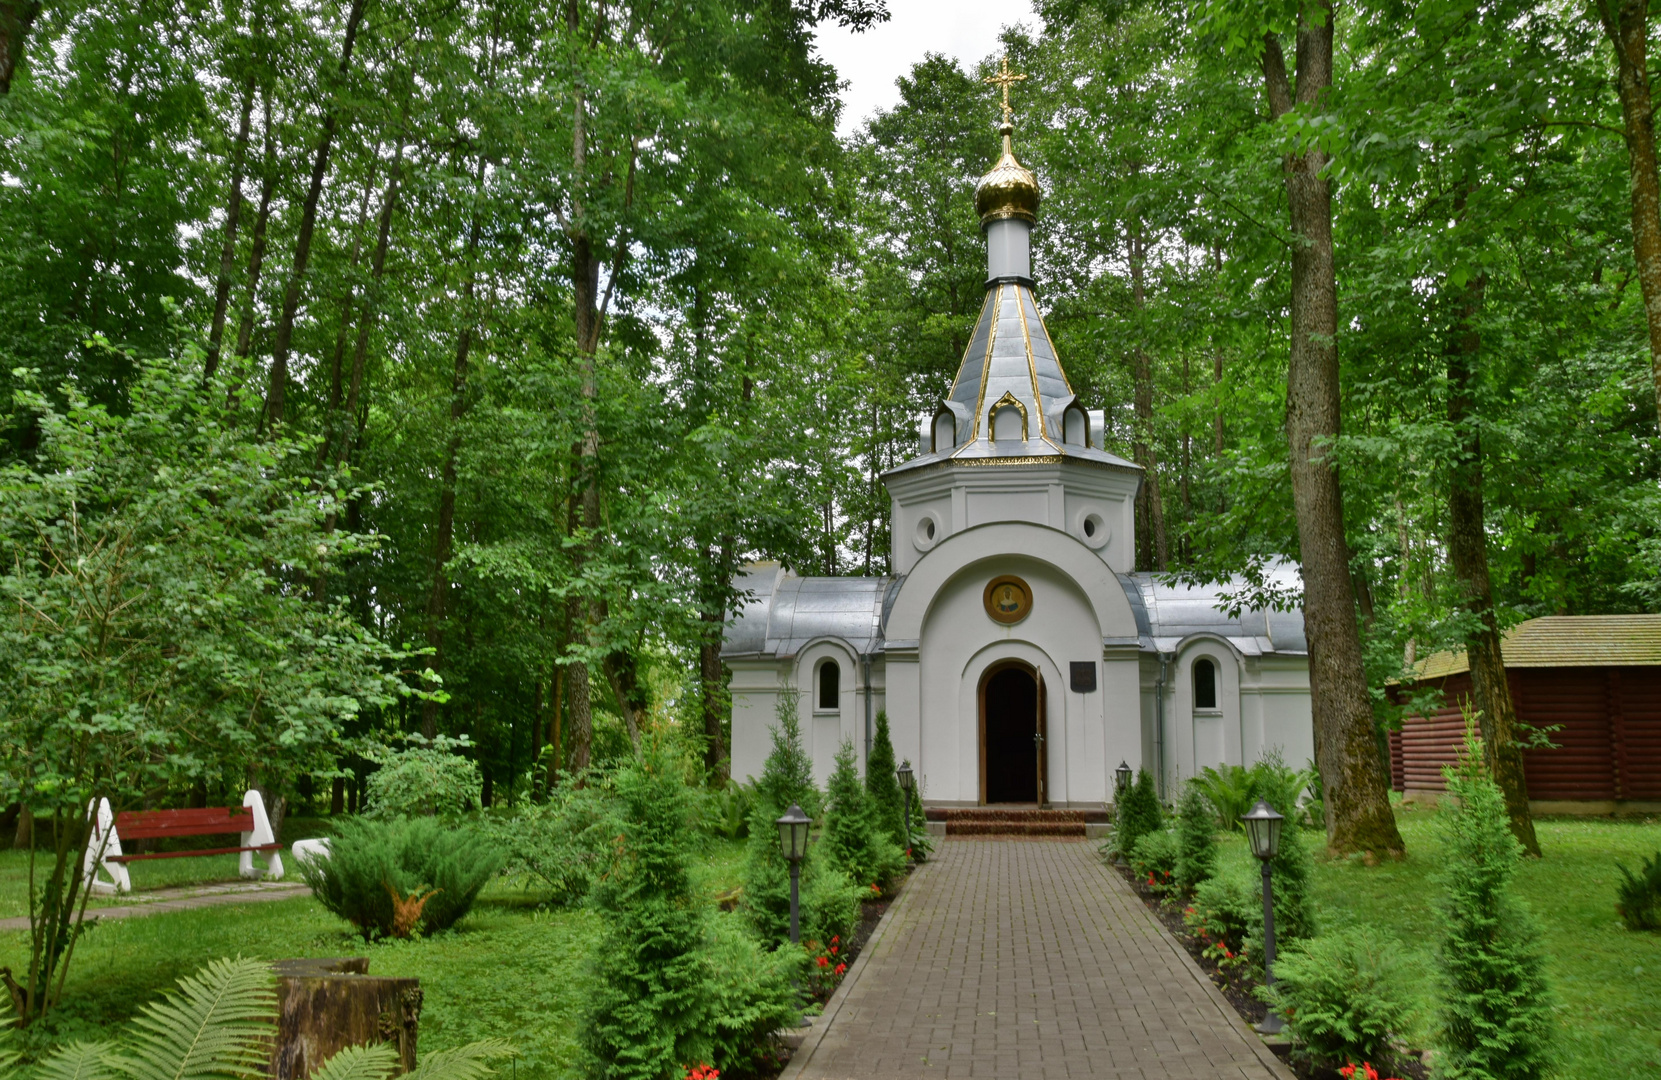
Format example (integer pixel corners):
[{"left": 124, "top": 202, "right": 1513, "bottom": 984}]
[
  {"left": 963, "top": 284, "right": 1003, "bottom": 451},
  {"left": 1014, "top": 286, "right": 1061, "bottom": 451},
  {"left": 988, "top": 390, "right": 1028, "bottom": 441}
]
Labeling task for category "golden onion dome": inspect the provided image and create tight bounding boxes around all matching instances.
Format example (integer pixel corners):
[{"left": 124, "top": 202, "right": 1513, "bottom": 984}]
[{"left": 974, "top": 123, "right": 1039, "bottom": 226}]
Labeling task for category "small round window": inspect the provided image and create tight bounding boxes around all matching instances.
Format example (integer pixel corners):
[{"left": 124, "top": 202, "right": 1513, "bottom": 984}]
[
  {"left": 1075, "top": 509, "right": 1109, "bottom": 550},
  {"left": 913, "top": 512, "right": 943, "bottom": 552}
]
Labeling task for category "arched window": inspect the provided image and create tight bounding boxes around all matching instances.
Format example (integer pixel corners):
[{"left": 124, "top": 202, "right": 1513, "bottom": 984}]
[
  {"left": 1193, "top": 657, "right": 1217, "bottom": 710},
  {"left": 818, "top": 659, "right": 841, "bottom": 710},
  {"left": 1063, "top": 404, "right": 1089, "bottom": 446},
  {"left": 932, "top": 408, "right": 956, "bottom": 452},
  {"left": 993, "top": 405, "right": 1024, "bottom": 441}
]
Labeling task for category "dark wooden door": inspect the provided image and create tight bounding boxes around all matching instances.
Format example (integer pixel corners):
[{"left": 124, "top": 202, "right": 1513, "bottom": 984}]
[{"left": 1036, "top": 671, "right": 1048, "bottom": 807}]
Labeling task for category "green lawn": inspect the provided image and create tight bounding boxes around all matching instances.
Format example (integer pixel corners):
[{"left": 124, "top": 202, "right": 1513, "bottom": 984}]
[
  {"left": 1214, "top": 807, "right": 1661, "bottom": 1080},
  {"left": 1, "top": 835, "right": 752, "bottom": 1079}
]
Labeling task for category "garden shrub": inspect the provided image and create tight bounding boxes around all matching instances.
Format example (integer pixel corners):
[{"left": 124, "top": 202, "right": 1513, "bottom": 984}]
[
  {"left": 484, "top": 770, "right": 618, "bottom": 905},
  {"left": 1193, "top": 764, "right": 1256, "bottom": 831},
  {"left": 1112, "top": 768, "right": 1162, "bottom": 860},
  {"left": 1186, "top": 871, "right": 1261, "bottom": 959},
  {"left": 864, "top": 711, "right": 907, "bottom": 849},
  {"left": 1615, "top": 851, "right": 1661, "bottom": 931},
  {"left": 754, "top": 693, "right": 820, "bottom": 819},
  {"left": 362, "top": 735, "right": 483, "bottom": 819},
  {"left": 1268, "top": 814, "right": 1316, "bottom": 944},
  {"left": 820, "top": 739, "right": 904, "bottom": 894},
  {"left": 301, "top": 816, "right": 503, "bottom": 939},
  {"left": 708, "top": 781, "right": 754, "bottom": 842},
  {"left": 1262, "top": 926, "right": 1420, "bottom": 1070},
  {"left": 1434, "top": 737, "right": 1553, "bottom": 1080},
  {"left": 801, "top": 861, "right": 866, "bottom": 947},
  {"left": 703, "top": 914, "right": 805, "bottom": 1075},
  {"left": 1173, "top": 783, "right": 1217, "bottom": 895},
  {"left": 583, "top": 744, "right": 716, "bottom": 1080},
  {"left": 1130, "top": 829, "right": 1180, "bottom": 894}
]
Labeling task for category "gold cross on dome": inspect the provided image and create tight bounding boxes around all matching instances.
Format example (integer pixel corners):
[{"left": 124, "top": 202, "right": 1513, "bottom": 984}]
[{"left": 984, "top": 55, "right": 1027, "bottom": 126}]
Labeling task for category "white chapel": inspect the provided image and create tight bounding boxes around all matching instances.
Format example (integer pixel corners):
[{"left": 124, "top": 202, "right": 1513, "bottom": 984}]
[{"left": 723, "top": 109, "right": 1315, "bottom": 809}]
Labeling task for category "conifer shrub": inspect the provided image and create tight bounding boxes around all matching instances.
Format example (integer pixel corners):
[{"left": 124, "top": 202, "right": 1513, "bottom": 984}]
[
  {"left": 820, "top": 739, "right": 904, "bottom": 894},
  {"left": 1268, "top": 813, "right": 1316, "bottom": 944},
  {"left": 1615, "top": 851, "right": 1661, "bottom": 931},
  {"left": 1111, "top": 767, "right": 1162, "bottom": 860},
  {"left": 864, "top": 711, "right": 907, "bottom": 848},
  {"left": 1433, "top": 739, "right": 1553, "bottom": 1080},
  {"left": 301, "top": 816, "right": 503, "bottom": 939},
  {"left": 1262, "top": 926, "right": 1421, "bottom": 1070},
  {"left": 1186, "top": 870, "right": 1261, "bottom": 960},
  {"left": 1173, "top": 783, "right": 1218, "bottom": 895},
  {"left": 703, "top": 914, "right": 804, "bottom": 1075},
  {"left": 801, "top": 862, "right": 866, "bottom": 946},
  {"left": 1130, "top": 829, "right": 1180, "bottom": 894}
]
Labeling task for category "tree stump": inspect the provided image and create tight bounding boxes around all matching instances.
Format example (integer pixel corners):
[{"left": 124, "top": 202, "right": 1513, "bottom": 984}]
[{"left": 270, "top": 958, "right": 421, "bottom": 1079}]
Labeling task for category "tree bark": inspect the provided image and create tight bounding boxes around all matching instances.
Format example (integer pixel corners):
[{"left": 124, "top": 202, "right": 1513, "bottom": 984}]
[
  {"left": 263, "top": 0, "right": 368, "bottom": 430},
  {"left": 1596, "top": 0, "right": 1661, "bottom": 425},
  {"left": 1127, "top": 222, "right": 1168, "bottom": 571},
  {"left": 270, "top": 959, "right": 418, "bottom": 1080},
  {"left": 206, "top": 74, "right": 256, "bottom": 379},
  {"left": 0, "top": 0, "right": 40, "bottom": 95},
  {"left": 1444, "top": 267, "right": 1540, "bottom": 854},
  {"left": 228, "top": 88, "right": 277, "bottom": 408},
  {"left": 420, "top": 171, "right": 486, "bottom": 740},
  {"left": 1261, "top": 15, "right": 1404, "bottom": 856}
]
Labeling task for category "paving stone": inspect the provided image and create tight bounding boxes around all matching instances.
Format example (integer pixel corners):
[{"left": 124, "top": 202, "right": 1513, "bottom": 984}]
[{"left": 785, "top": 838, "right": 1294, "bottom": 1080}]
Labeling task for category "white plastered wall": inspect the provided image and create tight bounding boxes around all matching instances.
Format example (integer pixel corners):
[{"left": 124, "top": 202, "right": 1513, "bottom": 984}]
[
  {"left": 796, "top": 640, "right": 861, "bottom": 781},
  {"left": 728, "top": 645, "right": 889, "bottom": 788},
  {"left": 884, "top": 521, "right": 1141, "bottom": 808},
  {"left": 1169, "top": 639, "right": 1242, "bottom": 784}
]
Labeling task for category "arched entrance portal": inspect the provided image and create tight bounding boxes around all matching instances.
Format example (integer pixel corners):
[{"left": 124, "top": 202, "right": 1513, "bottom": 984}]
[{"left": 979, "top": 662, "right": 1047, "bottom": 804}]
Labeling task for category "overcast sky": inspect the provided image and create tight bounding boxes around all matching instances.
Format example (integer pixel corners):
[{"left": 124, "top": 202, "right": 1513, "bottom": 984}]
[{"left": 813, "top": 0, "right": 1042, "bottom": 138}]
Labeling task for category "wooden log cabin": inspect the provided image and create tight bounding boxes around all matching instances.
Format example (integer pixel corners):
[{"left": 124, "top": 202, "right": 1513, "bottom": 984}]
[{"left": 1388, "top": 615, "right": 1661, "bottom": 814}]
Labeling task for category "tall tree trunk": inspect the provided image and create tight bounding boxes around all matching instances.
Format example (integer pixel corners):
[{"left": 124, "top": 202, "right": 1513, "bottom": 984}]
[
  {"left": 1445, "top": 267, "right": 1540, "bottom": 854},
  {"left": 263, "top": 0, "right": 368, "bottom": 430},
  {"left": 0, "top": 1, "right": 40, "bottom": 95},
  {"left": 420, "top": 174, "right": 486, "bottom": 740},
  {"left": 1261, "top": 15, "right": 1404, "bottom": 856},
  {"left": 1127, "top": 223, "right": 1168, "bottom": 571},
  {"left": 206, "top": 75, "right": 256, "bottom": 379},
  {"left": 1597, "top": 0, "right": 1661, "bottom": 424},
  {"left": 229, "top": 89, "right": 277, "bottom": 408}
]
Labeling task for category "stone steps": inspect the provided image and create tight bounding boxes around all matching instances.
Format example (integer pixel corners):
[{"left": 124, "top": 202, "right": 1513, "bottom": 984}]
[{"left": 935, "top": 807, "right": 1089, "bottom": 838}]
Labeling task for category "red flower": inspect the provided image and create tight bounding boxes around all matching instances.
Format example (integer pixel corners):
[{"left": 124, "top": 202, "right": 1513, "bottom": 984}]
[
  {"left": 1364, "top": 1066, "right": 1379, "bottom": 1080},
  {"left": 870, "top": 883, "right": 881, "bottom": 893},
  {"left": 834, "top": 962, "right": 846, "bottom": 975},
  {"left": 829, "top": 945, "right": 838, "bottom": 955},
  {"left": 831, "top": 936, "right": 839, "bottom": 944},
  {"left": 1340, "top": 1067, "right": 1355, "bottom": 1080},
  {"left": 817, "top": 956, "right": 829, "bottom": 968}
]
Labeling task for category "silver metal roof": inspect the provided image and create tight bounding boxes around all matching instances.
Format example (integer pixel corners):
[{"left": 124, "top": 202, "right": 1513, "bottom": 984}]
[
  {"left": 886, "top": 281, "right": 1139, "bottom": 478},
  {"left": 1119, "top": 566, "right": 1307, "bottom": 656},
  {"left": 722, "top": 563, "right": 893, "bottom": 659}
]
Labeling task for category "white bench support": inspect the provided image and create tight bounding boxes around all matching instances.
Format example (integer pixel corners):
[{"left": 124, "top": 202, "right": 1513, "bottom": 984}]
[
  {"left": 240, "top": 789, "right": 283, "bottom": 881},
  {"left": 83, "top": 797, "right": 131, "bottom": 896}
]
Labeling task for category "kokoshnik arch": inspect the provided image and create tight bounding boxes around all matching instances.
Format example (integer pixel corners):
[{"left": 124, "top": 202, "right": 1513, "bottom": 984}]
[{"left": 722, "top": 69, "right": 1315, "bottom": 808}]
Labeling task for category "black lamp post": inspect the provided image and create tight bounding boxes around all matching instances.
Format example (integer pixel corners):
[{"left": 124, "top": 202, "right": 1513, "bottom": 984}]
[
  {"left": 1241, "top": 799, "right": 1286, "bottom": 1035},
  {"left": 776, "top": 803, "right": 811, "bottom": 944},
  {"left": 896, "top": 760, "right": 915, "bottom": 853},
  {"left": 1114, "top": 760, "right": 1132, "bottom": 800}
]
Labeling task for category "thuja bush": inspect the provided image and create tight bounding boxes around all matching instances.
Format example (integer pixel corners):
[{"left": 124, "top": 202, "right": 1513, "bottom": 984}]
[
  {"left": 585, "top": 743, "right": 802, "bottom": 1080},
  {"left": 864, "top": 711, "right": 907, "bottom": 849},
  {"left": 1263, "top": 926, "right": 1420, "bottom": 1070},
  {"left": 740, "top": 709, "right": 862, "bottom": 947},
  {"left": 1173, "top": 784, "right": 1218, "bottom": 895},
  {"left": 1433, "top": 740, "right": 1553, "bottom": 1080},
  {"left": 1268, "top": 815, "right": 1316, "bottom": 944},
  {"left": 1186, "top": 871, "right": 1261, "bottom": 965},
  {"left": 301, "top": 816, "right": 502, "bottom": 939},
  {"left": 1112, "top": 768, "right": 1162, "bottom": 860},
  {"left": 1615, "top": 851, "right": 1661, "bottom": 930},
  {"left": 1130, "top": 829, "right": 1180, "bottom": 894},
  {"left": 820, "top": 739, "right": 904, "bottom": 894}
]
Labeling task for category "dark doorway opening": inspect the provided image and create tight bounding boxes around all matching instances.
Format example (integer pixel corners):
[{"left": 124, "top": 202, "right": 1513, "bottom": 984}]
[{"left": 982, "top": 665, "right": 1038, "bottom": 803}]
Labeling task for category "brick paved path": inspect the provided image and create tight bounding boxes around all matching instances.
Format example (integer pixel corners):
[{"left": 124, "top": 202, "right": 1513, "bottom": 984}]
[{"left": 785, "top": 839, "right": 1293, "bottom": 1080}]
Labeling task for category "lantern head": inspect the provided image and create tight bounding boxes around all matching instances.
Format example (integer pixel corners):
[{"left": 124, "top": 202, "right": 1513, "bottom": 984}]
[
  {"left": 1241, "top": 799, "right": 1285, "bottom": 861},
  {"left": 776, "top": 803, "right": 811, "bottom": 862},
  {"left": 896, "top": 760, "right": 915, "bottom": 794},
  {"left": 1114, "top": 760, "right": 1132, "bottom": 795}
]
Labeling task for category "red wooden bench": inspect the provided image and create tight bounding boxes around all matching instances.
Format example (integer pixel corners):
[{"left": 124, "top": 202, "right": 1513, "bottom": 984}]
[
  {"left": 107, "top": 806, "right": 282, "bottom": 863},
  {"left": 84, "top": 790, "right": 284, "bottom": 895}
]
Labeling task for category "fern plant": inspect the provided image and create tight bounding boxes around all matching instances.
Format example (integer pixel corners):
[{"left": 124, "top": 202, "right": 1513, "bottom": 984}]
[
  {"left": 1615, "top": 851, "right": 1661, "bottom": 931},
  {"left": 30, "top": 957, "right": 509, "bottom": 1080}
]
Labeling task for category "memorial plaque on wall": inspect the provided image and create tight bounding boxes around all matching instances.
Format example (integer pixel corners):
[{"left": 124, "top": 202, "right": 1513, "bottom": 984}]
[{"left": 1069, "top": 661, "right": 1097, "bottom": 693}]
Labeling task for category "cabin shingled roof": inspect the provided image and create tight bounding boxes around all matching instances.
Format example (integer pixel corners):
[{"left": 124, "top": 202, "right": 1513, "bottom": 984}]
[{"left": 1404, "top": 615, "right": 1661, "bottom": 681}]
